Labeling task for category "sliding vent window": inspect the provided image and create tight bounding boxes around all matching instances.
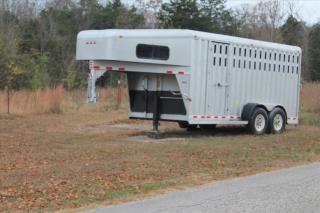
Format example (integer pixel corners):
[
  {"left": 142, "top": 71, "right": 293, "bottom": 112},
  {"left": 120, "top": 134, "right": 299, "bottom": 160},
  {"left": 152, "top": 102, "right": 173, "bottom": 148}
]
[{"left": 136, "top": 44, "right": 169, "bottom": 60}]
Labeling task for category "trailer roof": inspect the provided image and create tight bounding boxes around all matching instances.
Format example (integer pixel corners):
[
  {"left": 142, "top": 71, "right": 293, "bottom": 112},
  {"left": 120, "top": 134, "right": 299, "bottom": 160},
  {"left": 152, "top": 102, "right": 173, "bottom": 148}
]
[{"left": 78, "top": 29, "right": 301, "bottom": 52}]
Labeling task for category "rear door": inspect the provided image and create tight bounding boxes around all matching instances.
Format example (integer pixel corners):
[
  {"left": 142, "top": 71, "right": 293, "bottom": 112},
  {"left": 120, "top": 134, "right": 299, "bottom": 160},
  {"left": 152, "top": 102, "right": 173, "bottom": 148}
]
[{"left": 205, "top": 42, "right": 230, "bottom": 116}]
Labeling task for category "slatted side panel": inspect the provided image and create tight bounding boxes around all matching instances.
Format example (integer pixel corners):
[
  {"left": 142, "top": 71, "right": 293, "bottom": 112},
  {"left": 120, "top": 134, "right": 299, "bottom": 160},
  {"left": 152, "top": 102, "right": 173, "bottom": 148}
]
[{"left": 227, "top": 45, "right": 301, "bottom": 120}]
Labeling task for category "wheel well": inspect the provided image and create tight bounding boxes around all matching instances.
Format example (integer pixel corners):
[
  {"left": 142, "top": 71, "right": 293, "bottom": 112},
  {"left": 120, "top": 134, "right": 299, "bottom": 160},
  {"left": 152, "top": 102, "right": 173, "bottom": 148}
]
[
  {"left": 242, "top": 103, "right": 288, "bottom": 122},
  {"left": 241, "top": 103, "right": 271, "bottom": 121},
  {"left": 256, "top": 104, "right": 268, "bottom": 113}
]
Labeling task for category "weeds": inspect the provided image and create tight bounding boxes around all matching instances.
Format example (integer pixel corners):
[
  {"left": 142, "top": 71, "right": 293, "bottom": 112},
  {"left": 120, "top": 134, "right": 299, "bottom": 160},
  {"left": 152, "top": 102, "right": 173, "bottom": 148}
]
[
  {"left": 0, "top": 86, "right": 128, "bottom": 114},
  {"left": 300, "top": 112, "right": 320, "bottom": 126}
]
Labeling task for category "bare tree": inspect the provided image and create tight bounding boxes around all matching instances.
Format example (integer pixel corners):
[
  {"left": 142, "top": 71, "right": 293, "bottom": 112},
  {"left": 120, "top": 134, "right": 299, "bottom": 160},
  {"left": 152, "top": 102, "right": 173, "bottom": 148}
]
[
  {"left": 135, "top": 0, "right": 162, "bottom": 28},
  {"left": 236, "top": 0, "right": 285, "bottom": 42}
]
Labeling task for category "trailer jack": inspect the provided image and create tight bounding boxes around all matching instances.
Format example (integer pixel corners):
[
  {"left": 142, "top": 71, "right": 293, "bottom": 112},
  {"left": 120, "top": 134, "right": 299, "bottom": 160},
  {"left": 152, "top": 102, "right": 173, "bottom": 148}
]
[
  {"left": 147, "top": 90, "right": 163, "bottom": 139},
  {"left": 87, "top": 65, "right": 106, "bottom": 103}
]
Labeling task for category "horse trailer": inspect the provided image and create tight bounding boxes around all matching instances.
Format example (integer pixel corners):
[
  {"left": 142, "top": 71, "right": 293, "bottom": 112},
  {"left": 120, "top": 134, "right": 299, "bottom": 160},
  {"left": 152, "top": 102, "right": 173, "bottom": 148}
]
[{"left": 76, "top": 29, "right": 302, "bottom": 135}]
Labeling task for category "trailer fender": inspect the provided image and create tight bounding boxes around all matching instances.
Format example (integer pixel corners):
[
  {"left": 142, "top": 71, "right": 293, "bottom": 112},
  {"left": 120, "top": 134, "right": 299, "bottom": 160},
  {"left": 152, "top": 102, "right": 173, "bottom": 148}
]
[
  {"left": 241, "top": 103, "right": 268, "bottom": 121},
  {"left": 242, "top": 103, "right": 288, "bottom": 123}
]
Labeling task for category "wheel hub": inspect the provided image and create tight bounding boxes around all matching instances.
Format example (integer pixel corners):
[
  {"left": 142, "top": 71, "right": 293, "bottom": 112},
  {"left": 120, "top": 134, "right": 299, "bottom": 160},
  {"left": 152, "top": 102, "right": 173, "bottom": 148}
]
[
  {"left": 255, "top": 114, "right": 266, "bottom": 132},
  {"left": 273, "top": 114, "right": 283, "bottom": 131}
]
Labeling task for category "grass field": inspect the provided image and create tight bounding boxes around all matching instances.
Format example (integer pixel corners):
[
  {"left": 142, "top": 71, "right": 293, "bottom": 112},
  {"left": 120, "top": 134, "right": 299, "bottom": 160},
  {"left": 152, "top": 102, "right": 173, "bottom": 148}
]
[{"left": 0, "top": 83, "right": 320, "bottom": 212}]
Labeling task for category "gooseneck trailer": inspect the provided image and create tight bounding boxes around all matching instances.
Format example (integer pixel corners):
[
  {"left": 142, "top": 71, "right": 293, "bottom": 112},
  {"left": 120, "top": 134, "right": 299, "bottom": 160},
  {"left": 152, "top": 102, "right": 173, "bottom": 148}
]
[{"left": 76, "top": 29, "right": 301, "bottom": 135}]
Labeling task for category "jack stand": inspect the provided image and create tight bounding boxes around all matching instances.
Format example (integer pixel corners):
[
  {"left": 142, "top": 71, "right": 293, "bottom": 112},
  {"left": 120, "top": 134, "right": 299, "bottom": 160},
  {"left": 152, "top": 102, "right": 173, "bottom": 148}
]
[
  {"left": 153, "top": 119, "right": 159, "bottom": 131},
  {"left": 148, "top": 120, "right": 162, "bottom": 139}
]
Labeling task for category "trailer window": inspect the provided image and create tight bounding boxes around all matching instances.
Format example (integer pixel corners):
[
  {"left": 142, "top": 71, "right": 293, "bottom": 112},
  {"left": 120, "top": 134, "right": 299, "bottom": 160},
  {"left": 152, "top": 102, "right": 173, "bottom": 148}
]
[{"left": 136, "top": 44, "right": 169, "bottom": 60}]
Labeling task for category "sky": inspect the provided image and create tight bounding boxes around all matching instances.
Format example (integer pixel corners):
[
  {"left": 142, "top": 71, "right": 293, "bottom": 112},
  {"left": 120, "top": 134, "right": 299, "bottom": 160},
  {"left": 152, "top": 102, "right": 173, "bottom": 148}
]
[{"left": 225, "top": 0, "right": 320, "bottom": 25}]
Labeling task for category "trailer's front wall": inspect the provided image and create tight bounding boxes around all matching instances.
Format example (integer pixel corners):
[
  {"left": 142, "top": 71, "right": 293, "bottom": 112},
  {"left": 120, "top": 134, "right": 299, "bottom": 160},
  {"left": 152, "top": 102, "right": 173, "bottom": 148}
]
[{"left": 77, "top": 30, "right": 192, "bottom": 66}]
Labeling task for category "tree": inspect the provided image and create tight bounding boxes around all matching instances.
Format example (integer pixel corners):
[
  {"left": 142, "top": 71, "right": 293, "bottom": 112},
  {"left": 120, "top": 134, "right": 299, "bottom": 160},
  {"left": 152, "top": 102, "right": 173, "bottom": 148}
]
[
  {"left": 158, "top": 0, "right": 238, "bottom": 34},
  {"left": 158, "top": 0, "right": 206, "bottom": 30},
  {"left": 281, "top": 15, "right": 305, "bottom": 46},
  {"left": 200, "top": 0, "right": 240, "bottom": 35},
  {"left": 135, "top": 0, "right": 162, "bottom": 28},
  {"left": 309, "top": 23, "right": 320, "bottom": 81},
  {"left": 236, "top": 0, "right": 285, "bottom": 42},
  {"left": 281, "top": 15, "right": 310, "bottom": 80}
]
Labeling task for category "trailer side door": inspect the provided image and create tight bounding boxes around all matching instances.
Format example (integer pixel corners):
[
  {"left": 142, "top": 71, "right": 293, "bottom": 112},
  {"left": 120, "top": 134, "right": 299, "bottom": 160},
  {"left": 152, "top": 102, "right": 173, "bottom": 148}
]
[{"left": 205, "top": 42, "right": 230, "bottom": 116}]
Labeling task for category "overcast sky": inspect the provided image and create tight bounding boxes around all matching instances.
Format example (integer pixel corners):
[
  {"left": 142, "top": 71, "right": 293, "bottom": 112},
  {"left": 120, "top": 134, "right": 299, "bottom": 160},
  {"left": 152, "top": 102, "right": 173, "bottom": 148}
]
[{"left": 225, "top": 0, "right": 320, "bottom": 25}]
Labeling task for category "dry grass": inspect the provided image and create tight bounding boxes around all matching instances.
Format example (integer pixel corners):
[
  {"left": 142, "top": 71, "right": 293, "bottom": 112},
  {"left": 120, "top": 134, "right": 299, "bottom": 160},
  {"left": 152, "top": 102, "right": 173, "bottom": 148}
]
[
  {"left": 300, "top": 82, "right": 320, "bottom": 113},
  {"left": 0, "top": 83, "right": 319, "bottom": 212},
  {"left": 300, "top": 82, "right": 320, "bottom": 126},
  {"left": 0, "top": 86, "right": 128, "bottom": 114}
]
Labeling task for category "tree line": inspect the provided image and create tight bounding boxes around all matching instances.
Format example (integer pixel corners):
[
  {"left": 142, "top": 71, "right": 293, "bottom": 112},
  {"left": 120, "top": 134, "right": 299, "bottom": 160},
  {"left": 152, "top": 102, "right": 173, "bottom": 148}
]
[{"left": 0, "top": 0, "right": 320, "bottom": 91}]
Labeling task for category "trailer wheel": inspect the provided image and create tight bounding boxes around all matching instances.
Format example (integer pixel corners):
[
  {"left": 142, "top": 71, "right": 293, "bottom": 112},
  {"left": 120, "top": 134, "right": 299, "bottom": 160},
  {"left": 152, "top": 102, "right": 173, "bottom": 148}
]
[
  {"left": 268, "top": 108, "right": 286, "bottom": 134},
  {"left": 200, "top": 125, "right": 216, "bottom": 130},
  {"left": 187, "top": 125, "right": 198, "bottom": 131},
  {"left": 248, "top": 108, "right": 268, "bottom": 135},
  {"left": 178, "top": 121, "right": 189, "bottom": 129},
  {"left": 178, "top": 122, "right": 198, "bottom": 131}
]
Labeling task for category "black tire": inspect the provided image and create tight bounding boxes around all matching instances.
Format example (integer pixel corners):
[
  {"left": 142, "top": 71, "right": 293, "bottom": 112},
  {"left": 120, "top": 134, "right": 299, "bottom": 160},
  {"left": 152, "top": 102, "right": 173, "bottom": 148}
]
[
  {"left": 187, "top": 125, "right": 198, "bottom": 131},
  {"left": 248, "top": 107, "right": 268, "bottom": 135},
  {"left": 268, "top": 108, "right": 286, "bottom": 134},
  {"left": 200, "top": 124, "right": 217, "bottom": 131},
  {"left": 178, "top": 121, "right": 189, "bottom": 129},
  {"left": 178, "top": 121, "right": 198, "bottom": 131}
]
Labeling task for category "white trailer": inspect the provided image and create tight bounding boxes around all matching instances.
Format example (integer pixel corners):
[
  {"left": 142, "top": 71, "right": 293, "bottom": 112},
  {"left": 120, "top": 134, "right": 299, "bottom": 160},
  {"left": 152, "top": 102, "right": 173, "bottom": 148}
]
[{"left": 76, "top": 29, "right": 302, "bottom": 135}]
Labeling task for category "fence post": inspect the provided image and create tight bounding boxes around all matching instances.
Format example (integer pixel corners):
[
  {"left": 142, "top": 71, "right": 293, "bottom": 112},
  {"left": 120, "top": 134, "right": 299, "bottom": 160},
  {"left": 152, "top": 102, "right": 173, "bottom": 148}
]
[{"left": 5, "top": 86, "right": 10, "bottom": 114}]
